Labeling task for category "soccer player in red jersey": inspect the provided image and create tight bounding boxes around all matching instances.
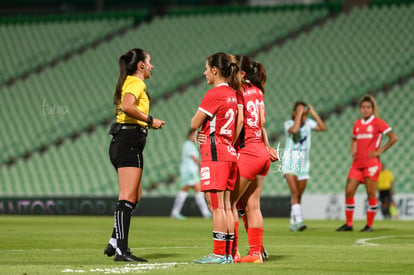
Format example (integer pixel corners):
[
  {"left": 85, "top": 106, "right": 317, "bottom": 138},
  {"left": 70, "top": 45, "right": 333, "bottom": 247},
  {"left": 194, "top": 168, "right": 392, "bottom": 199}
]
[
  {"left": 192, "top": 52, "right": 241, "bottom": 264},
  {"left": 231, "top": 55, "right": 278, "bottom": 263},
  {"left": 336, "top": 94, "right": 398, "bottom": 232}
]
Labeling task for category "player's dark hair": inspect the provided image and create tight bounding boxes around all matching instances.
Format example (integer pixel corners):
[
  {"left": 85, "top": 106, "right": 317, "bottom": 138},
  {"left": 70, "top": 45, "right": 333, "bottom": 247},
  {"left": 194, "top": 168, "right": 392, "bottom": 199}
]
[
  {"left": 207, "top": 52, "right": 242, "bottom": 92},
  {"left": 236, "top": 55, "right": 267, "bottom": 93},
  {"left": 293, "top": 101, "right": 307, "bottom": 111},
  {"left": 291, "top": 101, "right": 308, "bottom": 119},
  {"left": 114, "top": 48, "right": 149, "bottom": 105},
  {"left": 359, "top": 94, "right": 379, "bottom": 117},
  {"left": 187, "top": 129, "right": 195, "bottom": 137}
]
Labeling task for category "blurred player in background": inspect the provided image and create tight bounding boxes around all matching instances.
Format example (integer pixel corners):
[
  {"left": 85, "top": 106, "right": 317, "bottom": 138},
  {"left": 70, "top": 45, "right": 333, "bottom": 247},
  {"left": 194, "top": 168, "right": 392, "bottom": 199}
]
[
  {"left": 191, "top": 52, "right": 241, "bottom": 264},
  {"left": 231, "top": 55, "right": 278, "bottom": 263},
  {"left": 377, "top": 163, "right": 396, "bottom": 220},
  {"left": 336, "top": 94, "right": 398, "bottom": 232},
  {"left": 170, "top": 129, "right": 211, "bottom": 220},
  {"left": 283, "top": 101, "right": 326, "bottom": 231},
  {"left": 105, "top": 48, "right": 165, "bottom": 262}
]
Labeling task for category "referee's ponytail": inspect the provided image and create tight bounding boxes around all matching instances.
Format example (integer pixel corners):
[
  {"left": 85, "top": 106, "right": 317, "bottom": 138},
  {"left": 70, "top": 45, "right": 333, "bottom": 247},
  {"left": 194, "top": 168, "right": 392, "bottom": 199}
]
[{"left": 114, "top": 48, "right": 148, "bottom": 105}]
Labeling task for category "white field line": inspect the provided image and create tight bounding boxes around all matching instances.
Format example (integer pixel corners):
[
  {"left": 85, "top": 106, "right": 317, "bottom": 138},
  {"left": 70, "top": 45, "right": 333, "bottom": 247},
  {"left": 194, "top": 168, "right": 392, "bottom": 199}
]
[
  {"left": 62, "top": 262, "right": 188, "bottom": 274},
  {"left": 354, "top": 236, "right": 396, "bottom": 246},
  {"left": 354, "top": 235, "right": 414, "bottom": 247}
]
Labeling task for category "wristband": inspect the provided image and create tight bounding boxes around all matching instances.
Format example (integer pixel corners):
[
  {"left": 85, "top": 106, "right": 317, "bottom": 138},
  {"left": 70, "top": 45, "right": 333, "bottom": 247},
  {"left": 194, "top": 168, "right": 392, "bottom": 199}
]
[{"left": 147, "top": 115, "right": 153, "bottom": 127}]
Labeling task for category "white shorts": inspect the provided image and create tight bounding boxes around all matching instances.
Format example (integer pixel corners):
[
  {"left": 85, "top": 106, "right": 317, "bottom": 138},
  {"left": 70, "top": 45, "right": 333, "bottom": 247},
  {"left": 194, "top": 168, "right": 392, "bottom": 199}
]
[
  {"left": 282, "top": 163, "right": 310, "bottom": 181},
  {"left": 180, "top": 168, "right": 200, "bottom": 187},
  {"left": 282, "top": 152, "right": 310, "bottom": 181}
]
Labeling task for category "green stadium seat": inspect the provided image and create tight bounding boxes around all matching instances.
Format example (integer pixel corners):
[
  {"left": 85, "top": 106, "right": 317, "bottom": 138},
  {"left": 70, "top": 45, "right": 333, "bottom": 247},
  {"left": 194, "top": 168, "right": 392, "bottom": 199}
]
[
  {"left": 0, "top": 17, "right": 134, "bottom": 82},
  {"left": 1, "top": 4, "right": 413, "bottom": 197}
]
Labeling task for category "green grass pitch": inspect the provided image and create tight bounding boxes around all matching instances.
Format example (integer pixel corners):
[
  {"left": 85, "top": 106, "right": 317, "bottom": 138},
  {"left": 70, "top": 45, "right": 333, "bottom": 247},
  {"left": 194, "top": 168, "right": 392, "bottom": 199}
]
[{"left": 1, "top": 216, "right": 413, "bottom": 274}]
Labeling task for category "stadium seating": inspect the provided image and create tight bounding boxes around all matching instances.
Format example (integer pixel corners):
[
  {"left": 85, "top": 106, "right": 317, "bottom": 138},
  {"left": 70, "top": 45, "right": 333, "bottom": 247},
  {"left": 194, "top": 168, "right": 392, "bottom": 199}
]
[
  {"left": 256, "top": 3, "right": 414, "bottom": 135},
  {"left": 2, "top": 73, "right": 411, "bottom": 197},
  {"left": 261, "top": 4, "right": 414, "bottom": 195},
  {"left": 306, "top": 78, "right": 414, "bottom": 194},
  {"left": 0, "top": 127, "right": 116, "bottom": 196},
  {"left": 1, "top": 3, "right": 413, "bottom": 197},
  {"left": 0, "top": 17, "right": 135, "bottom": 83},
  {"left": 0, "top": 5, "right": 328, "bottom": 165}
]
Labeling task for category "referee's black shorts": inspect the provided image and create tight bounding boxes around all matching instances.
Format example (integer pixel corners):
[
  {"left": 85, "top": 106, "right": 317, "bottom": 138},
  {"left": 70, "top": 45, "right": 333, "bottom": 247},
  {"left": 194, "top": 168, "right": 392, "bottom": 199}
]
[
  {"left": 109, "top": 125, "right": 147, "bottom": 170},
  {"left": 379, "top": 190, "right": 391, "bottom": 203}
]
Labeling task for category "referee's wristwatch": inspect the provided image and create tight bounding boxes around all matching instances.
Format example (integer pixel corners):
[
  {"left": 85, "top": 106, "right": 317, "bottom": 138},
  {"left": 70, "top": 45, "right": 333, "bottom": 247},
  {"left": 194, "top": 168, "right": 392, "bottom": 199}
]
[{"left": 147, "top": 115, "right": 153, "bottom": 128}]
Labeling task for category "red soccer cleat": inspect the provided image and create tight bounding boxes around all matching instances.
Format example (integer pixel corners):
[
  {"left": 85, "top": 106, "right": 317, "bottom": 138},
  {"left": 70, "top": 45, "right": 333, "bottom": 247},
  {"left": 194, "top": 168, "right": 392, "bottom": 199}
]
[
  {"left": 233, "top": 250, "right": 241, "bottom": 263},
  {"left": 240, "top": 252, "right": 263, "bottom": 263}
]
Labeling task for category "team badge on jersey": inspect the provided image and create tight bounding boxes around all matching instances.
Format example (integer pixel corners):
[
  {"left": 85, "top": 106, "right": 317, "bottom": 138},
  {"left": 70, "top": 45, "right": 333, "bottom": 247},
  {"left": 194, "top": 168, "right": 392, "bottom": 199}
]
[
  {"left": 201, "top": 167, "right": 211, "bottom": 181},
  {"left": 227, "top": 145, "right": 238, "bottom": 157},
  {"left": 368, "top": 165, "right": 378, "bottom": 176},
  {"left": 367, "top": 125, "right": 373, "bottom": 132}
]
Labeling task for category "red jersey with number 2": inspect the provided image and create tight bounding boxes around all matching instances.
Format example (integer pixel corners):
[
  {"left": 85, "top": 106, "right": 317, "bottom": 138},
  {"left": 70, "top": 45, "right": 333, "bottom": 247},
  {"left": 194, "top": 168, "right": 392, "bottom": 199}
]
[
  {"left": 352, "top": 115, "right": 391, "bottom": 168},
  {"left": 198, "top": 83, "right": 238, "bottom": 162}
]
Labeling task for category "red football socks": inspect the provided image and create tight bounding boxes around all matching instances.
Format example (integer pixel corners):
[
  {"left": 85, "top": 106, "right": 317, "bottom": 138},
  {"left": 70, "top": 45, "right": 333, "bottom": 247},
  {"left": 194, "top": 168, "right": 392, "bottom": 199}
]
[{"left": 345, "top": 197, "right": 355, "bottom": 227}]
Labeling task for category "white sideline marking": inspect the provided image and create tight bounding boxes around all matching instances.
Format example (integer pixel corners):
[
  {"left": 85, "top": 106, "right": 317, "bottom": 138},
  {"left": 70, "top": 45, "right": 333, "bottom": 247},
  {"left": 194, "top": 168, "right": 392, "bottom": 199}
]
[
  {"left": 354, "top": 236, "right": 393, "bottom": 246},
  {"left": 62, "top": 263, "right": 188, "bottom": 274},
  {"left": 354, "top": 235, "right": 414, "bottom": 247}
]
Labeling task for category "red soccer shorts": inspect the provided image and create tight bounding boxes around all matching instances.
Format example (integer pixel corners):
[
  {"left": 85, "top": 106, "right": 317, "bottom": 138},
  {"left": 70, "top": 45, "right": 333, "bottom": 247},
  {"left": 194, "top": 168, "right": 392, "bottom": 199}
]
[
  {"left": 347, "top": 162, "right": 382, "bottom": 183},
  {"left": 200, "top": 161, "right": 238, "bottom": 191},
  {"left": 238, "top": 142, "right": 271, "bottom": 180}
]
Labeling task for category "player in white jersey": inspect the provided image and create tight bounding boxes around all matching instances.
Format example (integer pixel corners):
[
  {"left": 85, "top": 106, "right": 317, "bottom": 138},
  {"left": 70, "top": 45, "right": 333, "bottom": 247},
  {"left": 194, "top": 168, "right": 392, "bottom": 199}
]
[
  {"left": 282, "top": 101, "right": 326, "bottom": 231},
  {"left": 170, "top": 130, "right": 211, "bottom": 219}
]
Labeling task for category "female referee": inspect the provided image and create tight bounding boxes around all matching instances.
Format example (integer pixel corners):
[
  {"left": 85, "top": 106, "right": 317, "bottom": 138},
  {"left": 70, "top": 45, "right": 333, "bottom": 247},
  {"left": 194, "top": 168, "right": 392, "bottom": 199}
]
[
  {"left": 104, "top": 48, "right": 165, "bottom": 262},
  {"left": 231, "top": 55, "right": 277, "bottom": 263},
  {"left": 336, "top": 94, "right": 397, "bottom": 232},
  {"left": 192, "top": 52, "right": 241, "bottom": 264}
]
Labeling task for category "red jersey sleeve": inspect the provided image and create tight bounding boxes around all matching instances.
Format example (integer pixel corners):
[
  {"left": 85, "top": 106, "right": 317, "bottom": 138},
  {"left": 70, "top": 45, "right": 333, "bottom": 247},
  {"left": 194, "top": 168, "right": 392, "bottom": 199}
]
[
  {"left": 376, "top": 118, "right": 392, "bottom": 134},
  {"left": 199, "top": 89, "right": 218, "bottom": 118},
  {"left": 352, "top": 120, "right": 359, "bottom": 138}
]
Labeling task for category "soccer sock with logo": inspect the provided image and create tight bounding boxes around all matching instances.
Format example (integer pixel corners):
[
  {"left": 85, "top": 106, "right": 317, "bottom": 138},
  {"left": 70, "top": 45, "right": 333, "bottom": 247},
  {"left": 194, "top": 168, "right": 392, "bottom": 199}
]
[
  {"left": 114, "top": 200, "right": 136, "bottom": 254},
  {"left": 194, "top": 192, "right": 210, "bottom": 218},
  {"left": 212, "top": 231, "right": 227, "bottom": 256},
  {"left": 247, "top": 228, "right": 263, "bottom": 256},
  {"left": 345, "top": 197, "right": 355, "bottom": 227},
  {"left": 367, "top": 198, "right": 378, "bottom": 227},
  {"left": 171, "top": 191, "right": 188, "bottom": 217}
]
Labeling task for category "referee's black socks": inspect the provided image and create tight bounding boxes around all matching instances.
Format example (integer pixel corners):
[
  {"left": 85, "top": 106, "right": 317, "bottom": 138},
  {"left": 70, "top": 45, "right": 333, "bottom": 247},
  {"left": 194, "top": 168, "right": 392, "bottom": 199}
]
[{"left": 114, "top": 200, "right": 136, "bottom": 254}]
